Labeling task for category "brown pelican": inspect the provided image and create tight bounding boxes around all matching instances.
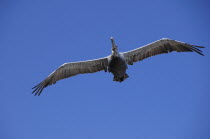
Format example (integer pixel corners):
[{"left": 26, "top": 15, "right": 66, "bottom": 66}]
[{"left": 32, "top": 37, "right": 204, "bottom": 96}]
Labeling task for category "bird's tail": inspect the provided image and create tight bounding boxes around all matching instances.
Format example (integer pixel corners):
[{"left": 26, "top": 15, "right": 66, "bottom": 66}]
[{"left": 113, "top": 73, "right": 129, "bottom": 83}]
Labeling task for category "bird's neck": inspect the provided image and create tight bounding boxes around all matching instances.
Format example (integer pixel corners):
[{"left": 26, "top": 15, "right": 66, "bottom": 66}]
[{"left": 112, "top": 51, "right": 119, "bottom": 57}]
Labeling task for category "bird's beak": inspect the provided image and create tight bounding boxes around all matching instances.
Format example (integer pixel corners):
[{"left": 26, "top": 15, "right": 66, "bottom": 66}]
[
  {"left": 111, "top": 37, "right": 117, "bottom": 49},
  {"left": 111, "top": 37, "right": 115, "bottom": 45}
]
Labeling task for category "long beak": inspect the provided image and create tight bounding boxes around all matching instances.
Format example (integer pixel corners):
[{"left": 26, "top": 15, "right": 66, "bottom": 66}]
[{"left": 111, "top": 37, "right": 116, "bottom": 48}]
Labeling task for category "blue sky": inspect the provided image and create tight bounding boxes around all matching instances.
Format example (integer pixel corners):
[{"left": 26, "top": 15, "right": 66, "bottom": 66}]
[{"left": 1, "top": 0, "right": 210, "bottom": 139}]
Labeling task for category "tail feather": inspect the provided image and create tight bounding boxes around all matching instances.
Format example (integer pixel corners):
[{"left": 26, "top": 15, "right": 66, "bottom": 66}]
[{"left": 113, "top": 73, "right": 129, "bottom": 82}]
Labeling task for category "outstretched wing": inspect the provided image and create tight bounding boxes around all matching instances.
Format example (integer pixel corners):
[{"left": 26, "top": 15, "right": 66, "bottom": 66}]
[
  {"left": 122, "top": 38, "right": 204, "bottom": 65},
  {"left": 32, "top": 57, "right": 108, "bottom": 96}
]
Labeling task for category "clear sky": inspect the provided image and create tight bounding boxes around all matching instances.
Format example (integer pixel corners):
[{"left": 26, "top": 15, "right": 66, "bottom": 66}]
[{"left": 1, "top": 0, "right": 210, "bottom": 139}]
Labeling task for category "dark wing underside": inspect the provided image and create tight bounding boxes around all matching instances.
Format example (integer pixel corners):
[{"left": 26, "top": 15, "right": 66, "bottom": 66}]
[
  {"left": 32, "top": 57, "right": 108, "bottom": 96},
  {"left": 123, "top": 38, "right": 204, "bottom": 65}
]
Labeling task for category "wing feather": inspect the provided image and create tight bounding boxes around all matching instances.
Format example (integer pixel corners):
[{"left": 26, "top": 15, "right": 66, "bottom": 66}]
[
  {"left": 32, "top": 57, "right": 108, "bottom": 96},
  {"left": 123, "top": 38, "right": 204, "bottom": 65}
]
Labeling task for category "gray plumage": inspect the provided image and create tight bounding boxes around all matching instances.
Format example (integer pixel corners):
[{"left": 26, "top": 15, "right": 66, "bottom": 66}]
[{"left": 32, "top": 37, "right": 204, "bottom": 96}]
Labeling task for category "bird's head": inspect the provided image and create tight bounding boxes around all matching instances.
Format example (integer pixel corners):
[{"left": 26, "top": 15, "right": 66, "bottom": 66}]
[{"left": 111, "top": 37, "right": 118, "bottom": 52}]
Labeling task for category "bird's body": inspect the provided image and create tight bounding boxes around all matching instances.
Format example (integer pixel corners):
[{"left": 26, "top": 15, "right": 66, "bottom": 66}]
[
  {"left": 32, "top": 37, "right": 204, "bottom": 96},
  {"left": 108, "top": 53, "right": 128, "bottom": 82}
]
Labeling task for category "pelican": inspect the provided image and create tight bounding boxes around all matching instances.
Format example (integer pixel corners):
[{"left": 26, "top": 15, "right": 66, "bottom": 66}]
[{"left": 32, "top": 37, "right": 204, "bottom": 96}]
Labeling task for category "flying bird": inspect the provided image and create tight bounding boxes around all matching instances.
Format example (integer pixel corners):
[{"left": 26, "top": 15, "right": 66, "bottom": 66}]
[{"left": 32, "top": 37, "right": 204, "bottom": 96}]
